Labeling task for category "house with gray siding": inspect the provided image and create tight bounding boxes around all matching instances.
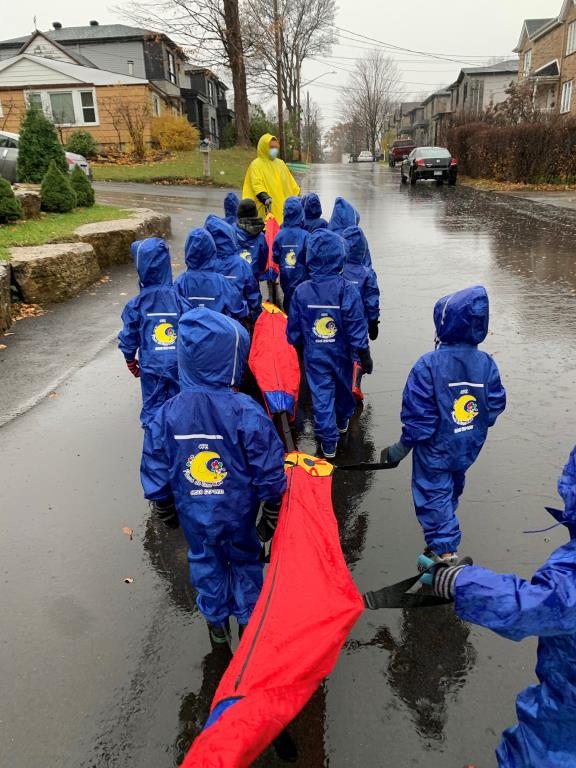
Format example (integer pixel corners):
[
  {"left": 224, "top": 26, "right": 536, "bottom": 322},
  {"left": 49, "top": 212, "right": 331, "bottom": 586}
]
[{"left": 182, "top": 68, "right": 234, "bottom": 147}]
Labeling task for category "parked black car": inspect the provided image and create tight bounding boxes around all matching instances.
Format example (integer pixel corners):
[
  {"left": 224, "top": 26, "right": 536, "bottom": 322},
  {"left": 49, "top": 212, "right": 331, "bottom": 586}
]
[{"left": 401, "top": 147, "right": 457, "bottom": 185}]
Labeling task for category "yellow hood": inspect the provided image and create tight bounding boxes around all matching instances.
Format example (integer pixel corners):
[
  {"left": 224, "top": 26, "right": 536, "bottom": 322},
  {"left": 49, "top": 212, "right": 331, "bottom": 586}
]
[{"left": 257, "top": 133, "right": 278, "bottom": 161}]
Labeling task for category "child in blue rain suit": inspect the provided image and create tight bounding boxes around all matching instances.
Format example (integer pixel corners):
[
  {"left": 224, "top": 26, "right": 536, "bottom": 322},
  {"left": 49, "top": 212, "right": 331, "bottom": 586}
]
[
  {"left": 235, "top": 198, "right": 268, "bottom": 282},
  {"left": 329, "top": 197, "right": 372, "bottom": 266},
  {"left": 342, "top": 225, "right": 380, "bottom": 400},
  {"left": 140, "top": 307, "right": 287, "bottom": 644},
  {"left": 272, "top": 196, "right": 308, "bottom": 312},
  {"left": 382, "top": 285, "right": 506, "bottom": 563},
  {"left": 303, "top": 192, "right": 328, "bottom": 232},
  {"left": 425, "top": 445, "right": 576, "bottom": 768},
  {"left": 118, "top": 237, "right": 190, "bottom": 428},
  {"left": 174, "top": 228, "right": 245, "bottom": 318},
  {"left": 223, "top": 191, "right": 239, "bottom": 226},
  {"left": 287, "top": 229, "right": 371, "bottom": 458},
  {"left": 205, "top": 215, "right": 262, "bottom": 322}
]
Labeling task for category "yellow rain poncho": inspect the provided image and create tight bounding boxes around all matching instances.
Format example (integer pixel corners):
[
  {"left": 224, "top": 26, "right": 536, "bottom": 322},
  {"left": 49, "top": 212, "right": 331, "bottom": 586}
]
[{"left": 242, "top": 134, "right": 300, "bottom": 224}]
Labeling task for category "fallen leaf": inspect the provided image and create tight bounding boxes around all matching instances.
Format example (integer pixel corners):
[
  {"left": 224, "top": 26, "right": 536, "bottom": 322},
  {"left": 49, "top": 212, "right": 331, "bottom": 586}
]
[
  {"left": 0, "top": 344, "right": 6, "bottom": 350},
  {"left": 124, "top": 577, "right": 134, "bottom": 584},
  {"left": 119, "top": 292, "right": 127, "bottom": 296},
  {"left": 122, "top": 526, "right": 134, "bottom": 540},
  {"left": 48, "top": 391, "right": 59, "bottom": 398},
  {"left": 3, "top": 332, "right": 14, "bottom": 336}
]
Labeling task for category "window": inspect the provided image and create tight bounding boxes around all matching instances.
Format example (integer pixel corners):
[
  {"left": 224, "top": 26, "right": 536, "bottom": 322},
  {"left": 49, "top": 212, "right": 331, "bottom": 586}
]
[
  {"left": 561, "top": 80, "right": 573, "bottom": 113},
  {"left": 0, "top": 98, "right": 3, "bottom": 118},
  {"left": 152, "top": 93, "right": 161, "bottom": 117},
  {"left": 127, "top": 60, "right": 134, "bottom": 76},
  {"left": 167, "top": 52, "right": 177, "bottom": 84},
  {"left": 25, "top": 89, "right": 98, "bottom": 125},
  {"left": 208, "top": 80, "right": 215, "bottom": 103},
  {"left": 210, "top": 116, "right": 217, "bottom": 140},
  {"left": 524, "top": 49, "right": 532, "bottom": 76},
  {"left": 567, "top": 22, "right": 576, "bottom": 56}
]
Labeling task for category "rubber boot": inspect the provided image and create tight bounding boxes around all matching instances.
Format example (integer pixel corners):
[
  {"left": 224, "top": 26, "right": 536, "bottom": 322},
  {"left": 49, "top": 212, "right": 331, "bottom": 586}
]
[
  {"left": 207, "top": 618, "right": 231, "bottom": 648},
  {"left": 273, "top": 728, "right": 298, "bottom": 763},
  {"left": 352, "top": 361, "right": 364, "bottom": 401}
]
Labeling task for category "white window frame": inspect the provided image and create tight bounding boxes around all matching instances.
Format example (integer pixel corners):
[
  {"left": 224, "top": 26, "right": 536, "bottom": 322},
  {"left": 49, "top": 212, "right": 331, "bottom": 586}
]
[
  {"left": 561, "top": 80, "right": 573, "bottom": 114},
  {"left": 567, "top": 21, "right": 576, "bottom": 56},
  {"left": 151, "top": 93, "right": 161, "bottom": 117},
  {"left": 524, "top": 49, "right": 532, "bottom": 77},
  {"left": 127, "top": 60, "right": 134, "bottom": 76},
  {"left": 25, "top": 88, "right": 99, "bottom": 126},
  {"left": 167, "top": 51, "right": 177, "bottom": 85},
  {"left": 208, "top": 80, "right": 215, "bottom": 103}
]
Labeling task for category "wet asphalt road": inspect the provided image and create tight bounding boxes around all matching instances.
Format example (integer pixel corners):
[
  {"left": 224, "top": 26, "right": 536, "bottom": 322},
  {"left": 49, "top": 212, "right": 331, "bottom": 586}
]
[{"left": 2, "top": 165, "right": 576, "bottom": 767}]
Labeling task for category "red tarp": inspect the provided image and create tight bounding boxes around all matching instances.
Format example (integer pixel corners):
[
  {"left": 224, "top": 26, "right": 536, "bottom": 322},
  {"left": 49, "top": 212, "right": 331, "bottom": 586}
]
[
  {"left": 264, "top": 214, "right": 280, "bottom": 281},
  {"left": 248, "top": 302, "right": 300, "bottom": 418},
  {"left": 181, "top": 453, "right": 365, "bottom": 768}
]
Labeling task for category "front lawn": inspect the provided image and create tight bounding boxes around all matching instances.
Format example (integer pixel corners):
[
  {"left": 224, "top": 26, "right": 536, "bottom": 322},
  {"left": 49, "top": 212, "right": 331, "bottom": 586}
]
[
  {"left": 92, "top": 147, "right": 254, "bottom": 188},
  {"left": 0, "top": 205, "right": 130, "bottom": 260}
]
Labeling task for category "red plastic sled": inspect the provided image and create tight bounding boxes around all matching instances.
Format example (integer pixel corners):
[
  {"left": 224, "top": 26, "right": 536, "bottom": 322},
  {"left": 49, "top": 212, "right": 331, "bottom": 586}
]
[
  {"left": 180, "top": 453, "right": 365, "bottom": 768},
  {"left": 248, "top": 301, "right": 300, "bottom": 419}
]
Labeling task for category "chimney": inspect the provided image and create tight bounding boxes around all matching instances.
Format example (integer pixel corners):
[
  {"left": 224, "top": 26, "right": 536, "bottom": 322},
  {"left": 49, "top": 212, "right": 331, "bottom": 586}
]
[
  {"left": 89, "top": 20, "right": 99, "bottom": 26},
  {"left": 52, "top": 22, "right": 63, "bottom": 30}
]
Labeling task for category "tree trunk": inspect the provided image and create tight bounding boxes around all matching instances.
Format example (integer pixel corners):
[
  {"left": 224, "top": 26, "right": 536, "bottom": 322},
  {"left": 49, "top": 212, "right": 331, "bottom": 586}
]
[{"left": 223, "top": 0, "right": 251, "bottom": 147}]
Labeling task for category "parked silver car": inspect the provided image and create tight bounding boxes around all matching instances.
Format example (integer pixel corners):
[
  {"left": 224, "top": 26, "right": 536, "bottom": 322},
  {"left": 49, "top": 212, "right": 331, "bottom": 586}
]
[{"left": 0, "top": 130, "right": 92, "bottom": 183}]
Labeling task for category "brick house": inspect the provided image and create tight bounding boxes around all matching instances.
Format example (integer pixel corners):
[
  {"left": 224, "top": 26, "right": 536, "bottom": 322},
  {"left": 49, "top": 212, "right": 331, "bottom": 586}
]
[
  {"left": 0, "top": 32, "right": 177, "bottom": 150},
  {"left": 515, "top": 1, "right": 576, "bottom": 115}
]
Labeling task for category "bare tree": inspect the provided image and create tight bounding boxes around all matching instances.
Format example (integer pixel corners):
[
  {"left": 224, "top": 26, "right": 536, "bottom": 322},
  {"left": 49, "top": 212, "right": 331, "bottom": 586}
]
[
  {"left": 0, "top": 97, "right": 20, "bottom": 131},
  {"left": 340, "top": 50, "right": 401, "bottom": 157},
  {"left": 302, "top": 94, "right": 322, "bottom": 162},
  {"left": 243, "top": 0, "right": 335, "bottom": 139},
  {"left": 117, "top": 0, "right": 251, "bottom": 146},
  {"left": 100, "top": 96, "right": 151, "bottom": 158}
]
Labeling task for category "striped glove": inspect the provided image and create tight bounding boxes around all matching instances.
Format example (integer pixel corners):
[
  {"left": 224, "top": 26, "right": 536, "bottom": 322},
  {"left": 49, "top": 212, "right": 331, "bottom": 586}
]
[
  {"left": 126, "top": 359, "right": 140, "bottom": 378},
  {"left": 432, "top": 562, "right": 471, "bottom": 601}
]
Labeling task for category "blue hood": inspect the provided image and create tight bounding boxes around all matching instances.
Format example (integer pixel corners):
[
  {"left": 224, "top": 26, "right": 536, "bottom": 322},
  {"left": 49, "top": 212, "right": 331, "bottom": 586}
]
[
  {"left": 304, "top": 193, "right": 322, "bottom": 220},
  {"left": 282, "top": 196, "right": 304, "bottom": 228},
  {"left": 342, "top": 226, "right": 369, "bottom": 265},
  {"left": 177, "top": 308, "right": 250, "bottom": 390},
  {"left": 205, "top": 215, "right": 238, "bottom": 259},
  {"left": 547, "top": 446, "right": 576, "bottom": 534},
  {"left": 224, "top": 192, "right": 239, "bottom": 218},
  {"left": 433, "top": 285, "right": 489, "bottom": 345},
  {"left": 184, "top": 228, "right": 217, "bottom": 271},
  {"left": 329, "top": 197, "right": 360, "bottom": 233},
  {"left": 131, "top": 238, "right": 172, "bottom": 288},
  {"left": 307, "top": 229, "right": 345, "bottom": 279}
]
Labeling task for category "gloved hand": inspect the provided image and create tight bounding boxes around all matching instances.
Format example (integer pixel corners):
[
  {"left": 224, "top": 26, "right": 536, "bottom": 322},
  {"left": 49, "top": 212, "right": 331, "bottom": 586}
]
[
  {"left": 418, "top": 554, "right": 472, "bottom": 597},
  {"left": 380, "top": 440, "right": 411, "bottom": 468},
  {"left": 257, "top": 192, "right": 273, "bottom": 212},
  {"left": 368, "top": 320, "right": 379, "bottom": 341},
  {"left": 126, "top": 358, "right": 140, "bottom": 378},
  {"left": 150, "top": 498, "right": 179, "bottom": 529},
  {"left": 358, "top": 348, "right": 373, "bottom": 375},
  {"left": 257, "top": 499, "right": 282, "bottom": 542}
]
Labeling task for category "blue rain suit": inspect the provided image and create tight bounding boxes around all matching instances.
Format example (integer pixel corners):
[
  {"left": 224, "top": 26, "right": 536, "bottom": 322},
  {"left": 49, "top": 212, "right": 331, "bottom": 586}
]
[
  {"left": 174, "top": 228, "right": 246, "bottom": 318},
  {"left": 223, "top": 192, "right": 239, "bottom": 226},
  {"left": 141, "top": 308, "right": 287, "bottom": 625},
  {"left": 454, "top": 446, "right": 576, "bottom": 768},
  {"left": 287, "top": 230, "right": 368, "bottom": 445},
  {"left": 205, "top": 215, "right": 262, "bottom": 321},
  {"left": 235, "top": 225, "right": 268, "bottom": 282},
  {"left": 272, "top": 197, "right": 308, "bottom": 312},
  {"left": 329, "top": 197, "right": 372, "bottom": 266},
  {"left": 342, "top": 226, "right": 380, "bottom": 322},
  {"left": 400, "top": 285, "right": 506, "bottom": 554},
  {"left": 303, "top": 192, "right": 328, "bottom": 232},
  {"left": 118, "top": 238, "right": 190, "bottom": 427}
]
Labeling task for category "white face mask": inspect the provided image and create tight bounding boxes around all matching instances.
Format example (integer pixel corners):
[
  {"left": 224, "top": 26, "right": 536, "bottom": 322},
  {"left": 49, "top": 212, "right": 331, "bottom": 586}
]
[{"left": 269, "top": 147, "right": 279, "bottom": 160}]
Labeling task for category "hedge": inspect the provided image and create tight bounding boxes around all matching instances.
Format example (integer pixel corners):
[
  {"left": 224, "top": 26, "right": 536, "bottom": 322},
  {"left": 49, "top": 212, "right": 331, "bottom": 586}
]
[{"left": 446, "top": 120, "right": 576, "bottom": 184}]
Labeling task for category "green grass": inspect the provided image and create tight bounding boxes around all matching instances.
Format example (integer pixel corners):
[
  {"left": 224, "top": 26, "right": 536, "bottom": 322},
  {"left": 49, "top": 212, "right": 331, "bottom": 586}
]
[
  {"left": 0, "top": 204, "right": 130, "bottom": 260},
  {"left": 92, "top": 147, "right": 254, "bottom": 188}
]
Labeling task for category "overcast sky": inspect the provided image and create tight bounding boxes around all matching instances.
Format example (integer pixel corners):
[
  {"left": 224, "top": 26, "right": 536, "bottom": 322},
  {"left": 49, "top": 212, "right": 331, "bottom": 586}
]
[{"left": 3, "top": 0, "right": 562, "bottom": 127}]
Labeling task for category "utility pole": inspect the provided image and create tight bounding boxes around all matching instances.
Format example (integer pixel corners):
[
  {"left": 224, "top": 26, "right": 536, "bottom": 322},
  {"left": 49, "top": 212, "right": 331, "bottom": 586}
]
[
  {"left": 273, "top": 0, "right": 285, "bottom": 159},
  {"left": 306, "top": 90, "right": 310, "bottom": 163},
  {"left": 296, "top": 57, "right": 302, "bottom": 161}
]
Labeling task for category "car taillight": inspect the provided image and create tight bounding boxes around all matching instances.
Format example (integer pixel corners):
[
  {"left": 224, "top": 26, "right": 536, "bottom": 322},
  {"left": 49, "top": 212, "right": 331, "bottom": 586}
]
[
  {"left": 415, "top": 159, "right": 425, "bottom": 167},
  {"left": 450, "top": 158, "right": 458, "bottom": 166}
]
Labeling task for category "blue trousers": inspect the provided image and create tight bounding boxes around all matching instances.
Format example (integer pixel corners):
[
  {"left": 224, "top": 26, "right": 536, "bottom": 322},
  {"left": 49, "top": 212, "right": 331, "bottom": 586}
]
[
  {"left": 305, "top": 354, "right": 356, "bottom": 445},
  {"left": 411, "top": 450, "right": 465, "bottom": 554},
  {"left": 140, "top": 372, "right": 179, "bottom": 428},
  {"left": 181, "top": 520, "right": 263, "bottom": 625}
]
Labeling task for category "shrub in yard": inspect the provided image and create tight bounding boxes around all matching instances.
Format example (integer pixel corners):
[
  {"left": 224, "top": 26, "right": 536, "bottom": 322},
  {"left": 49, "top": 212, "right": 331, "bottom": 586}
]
[
  {"left": 0, "top": 177, "right": 23, "bottom": 223},
  {"left": 40, "top": 160, "right": 77, "bottom": 213},
  {"left": 70, "top": 165, "right": 95, "bottom": 207},
  {"left": 17, "top": 105, "right": 67, "bottom": 183},
  {"left": 151, "top": 115, "right": 200, "bottom": 151},
  {"left": 66, "top": 130, "right": 98, "bottom": 159}
]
